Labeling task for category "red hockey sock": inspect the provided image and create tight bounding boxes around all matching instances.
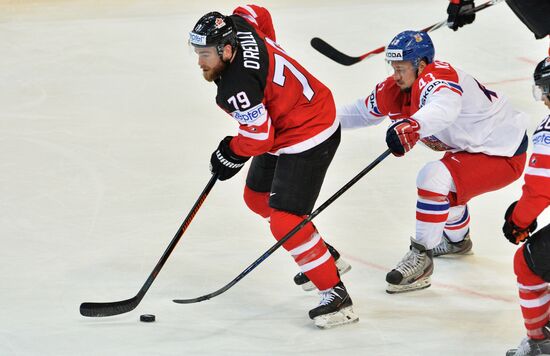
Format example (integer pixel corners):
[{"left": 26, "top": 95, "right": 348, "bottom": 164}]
[
  {"left": 270, "top": 209, "right": 339, "bottom": 290},
  {"left": 514, "top": 246, "right": 550, "bottom": 339},
  {"left": 243, "top": 185, "right": 271, "bottom": 219}
]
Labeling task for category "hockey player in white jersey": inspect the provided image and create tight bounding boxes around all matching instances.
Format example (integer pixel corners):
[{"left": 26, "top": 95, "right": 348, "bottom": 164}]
[{"left": 337, "top": 30, "right": 529, "bottom": 293}]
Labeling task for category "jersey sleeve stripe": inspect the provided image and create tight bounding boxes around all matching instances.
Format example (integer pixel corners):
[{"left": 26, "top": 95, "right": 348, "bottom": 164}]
[
  {"left": 529, "top": 153, "right": 550, "bottom": 168},
  {"left": 273, "top": 117, "right": 339, "bottom": 155},
  {"left": 446, "top": 81, "right": 463, "bottom": 93},
  {"left": 525, "top": 166, "right": 550, "bottom": 178},
  {"left": 242, "top": 5, "right": 258, "bottom": 18},
  {"left": 518, "top": 282, "right": 550, "bottom": 291},
  {"left": 238, "top": 119, "right": 271, "bottom": 140},
  {"left": 533, "top": 144, "right": 550, "bottom": 156},
  {"left": 434, "top": 85, "right": 463, "bottom": 96}
]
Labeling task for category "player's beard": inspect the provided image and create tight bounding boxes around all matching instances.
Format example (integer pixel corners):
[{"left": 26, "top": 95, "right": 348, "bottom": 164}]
[{"left": 202, "top": 60, "right": 227, "bottom": 82}]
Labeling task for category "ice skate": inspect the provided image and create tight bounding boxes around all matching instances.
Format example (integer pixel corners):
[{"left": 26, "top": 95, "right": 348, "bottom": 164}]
[
  {"left": 294, "top": 243, "right": 351, "bottom": 291},
  {"left": 386, "top": 238, "right": 433, "bottom": 294},
  {"left": 507, "top": 323, "right": 550, "bottom": 356},
  {"left": 433, "top": 231, "right": 473, "bottom": 257},
  {"left": 308, "top": 281, "right": 359, "bottom": 329}
]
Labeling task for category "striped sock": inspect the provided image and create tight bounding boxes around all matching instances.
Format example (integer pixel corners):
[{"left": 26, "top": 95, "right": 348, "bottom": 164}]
[
  {"left": 515, "top": 246, "right": 550, "bottom": 339},
  {"left": 416, "top": 196, "right": 450, "bottom": 249},
  {"left": 444, "top": 205, "right": 470, "bottom": 242},
  {"left": 270, "top": 210, "right": 339, "bottom": 290}
]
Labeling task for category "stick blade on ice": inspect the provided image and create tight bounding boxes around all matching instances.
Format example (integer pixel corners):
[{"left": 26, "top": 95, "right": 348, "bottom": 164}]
[{"left": 80, "top": 297, "right": 140, "bottom": 317}]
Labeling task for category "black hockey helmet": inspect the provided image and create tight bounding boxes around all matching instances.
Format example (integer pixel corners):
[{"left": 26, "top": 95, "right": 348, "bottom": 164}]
[
  {"left": 533, "top": 57, "right": 550, "bottom": 100},
  {"left": 189, "top": 12, "right": 237, "bottom": 56}
]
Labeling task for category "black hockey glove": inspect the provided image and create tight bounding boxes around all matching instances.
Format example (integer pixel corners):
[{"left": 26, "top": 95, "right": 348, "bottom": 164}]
[
  {"left": 447, "top": 0, "right": 476, "bottom": 31},
  {"left": 502, "top": 201, "right": 538, "bottom": 245},
  {"left": 210, "top": 136, "right": 250, "bottom": 181}
]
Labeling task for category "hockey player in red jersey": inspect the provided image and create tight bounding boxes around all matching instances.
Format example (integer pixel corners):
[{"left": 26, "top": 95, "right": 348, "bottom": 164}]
[
  {"left": 189, "top": 5, "right": 358, "bottom": 328},
  {"left": 503, "top": 58, "right": 550, "bottom": 356},
  {"left": 337, "top": 30, "right": 529, "bottom": 293}
]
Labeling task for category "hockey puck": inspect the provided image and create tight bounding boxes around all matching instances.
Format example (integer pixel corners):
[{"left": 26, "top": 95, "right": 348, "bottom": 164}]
[{"left": 140, "top": 314, "right": 155, "bottom": 322}]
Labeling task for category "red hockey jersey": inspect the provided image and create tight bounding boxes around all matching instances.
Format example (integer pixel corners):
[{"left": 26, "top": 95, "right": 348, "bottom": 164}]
[
  {"left": 215, "top": 5, "right": 338, "bottom": 158},
  {"left": 512, "top": 114, "right": 550, "bottom": 228}
]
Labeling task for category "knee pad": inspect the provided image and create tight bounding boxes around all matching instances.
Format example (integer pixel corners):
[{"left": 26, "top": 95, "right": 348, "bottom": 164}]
[
  {"left": 416, "top": 160, "right": 454, "bottom": 197},
  {"left": 243, "top": 185, "right": 271, "bottom": 219},
  {"left": 523, "top": 224, "right": 550, "bottom": 282}
]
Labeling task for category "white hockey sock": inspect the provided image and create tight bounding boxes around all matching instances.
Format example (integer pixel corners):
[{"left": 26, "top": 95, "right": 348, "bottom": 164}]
[{"left": 444, "top": 205, "right": 470, "bottom": 242}]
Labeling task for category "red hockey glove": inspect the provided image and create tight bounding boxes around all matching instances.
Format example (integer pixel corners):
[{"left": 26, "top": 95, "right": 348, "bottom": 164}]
[
  {"left": 502, "top": 201, "right": 538, "bottom": 245},
  {"left": 447, "top": 0, "right": 476, "bottom": 31},
  {"left": 386, "top": 119, "right": 420, "bottom": 157}
]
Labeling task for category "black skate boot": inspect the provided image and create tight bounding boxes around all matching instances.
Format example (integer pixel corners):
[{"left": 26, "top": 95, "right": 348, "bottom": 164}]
[
  {"left": 293, "top": 243, "right": 351, "bottom": 291},
  {"left": 308, "top": 281, "right": 359, "bottom": 329},
  {"left": 506, "top": 322, "right": 550, "bottom": 356},
  {"left": 386, "top": 238, "right": 434, "bottom": 294},
  {"left": 433, "top": 231, "right": 473, "bottom": 257}
]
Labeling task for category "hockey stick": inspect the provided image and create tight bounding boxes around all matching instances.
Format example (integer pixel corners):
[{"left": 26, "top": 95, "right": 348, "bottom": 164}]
[
  {"left": 80, "top": 173, "right": 219, "bottom": 317},
  {"left": 173, "top": 148, "right": 391, "bottom": 304},
  {"left": 311, "top": 0, "right": 504, "bottom": 66}
]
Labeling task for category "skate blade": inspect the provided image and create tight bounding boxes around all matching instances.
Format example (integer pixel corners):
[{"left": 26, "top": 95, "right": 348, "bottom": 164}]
[
  {"left": 313, "top": 306, "right": 359, "bottom": 329},
  {"left": 386, "top": 277, "right": 431, "bottom": 294},
  {"left": 301, "top": 259, "right": 352, "bottom": 292}
]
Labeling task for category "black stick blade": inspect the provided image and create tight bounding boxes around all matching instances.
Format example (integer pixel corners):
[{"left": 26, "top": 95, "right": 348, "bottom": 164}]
[
  {"left": 80, "top": 297, "right": 139, "bottom": 317},
  {"left": 310, "top": 37, "right": 362, "bottom": 66},
  {"left": 172, "top": 295, "right": 211, "bottom": 304}
]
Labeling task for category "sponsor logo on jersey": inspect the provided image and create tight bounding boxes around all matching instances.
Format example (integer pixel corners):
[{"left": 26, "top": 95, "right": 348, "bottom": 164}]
[
  {"left": 367, "top": 90, "right": 383, "bottom": 117},
  {"left": 385, "top": 49, "right": 403, "bottom": 61},
  {"left": 533, "top": 132, "right": 550, "bottom": 146},
  {"left": 232, "top": 103, "right": 266, "bottom": 124},
  {"left": 419, "top": 80, "right": 449, "bottom": 108},
  {"left": 237, "top": 31, "right": 260, "bottom": 70},
  {"left": 189, "top": 32, "right": 206, "bottom": 46}
]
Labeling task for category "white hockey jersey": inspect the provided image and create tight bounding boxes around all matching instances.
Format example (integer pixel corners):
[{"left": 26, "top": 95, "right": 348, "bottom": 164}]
[{"left": 338, "top": 60, "right": 529, "bottom": 156}]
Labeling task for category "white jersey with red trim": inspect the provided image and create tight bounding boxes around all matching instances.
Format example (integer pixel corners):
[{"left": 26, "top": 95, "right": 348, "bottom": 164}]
[
  {"left": 215, "top": 5, "right": 338, "bottom": 158},
  {"left": 512, "top": 114, "right": 550, "bottom": 228},
  {"left": 338, "top": 60, "right": 529, "bottom": 156}
]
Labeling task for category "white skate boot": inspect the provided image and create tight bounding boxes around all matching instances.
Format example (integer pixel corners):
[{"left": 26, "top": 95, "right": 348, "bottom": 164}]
[{"left": 386, "top": 238, "right": 433, "bottom": 294}]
